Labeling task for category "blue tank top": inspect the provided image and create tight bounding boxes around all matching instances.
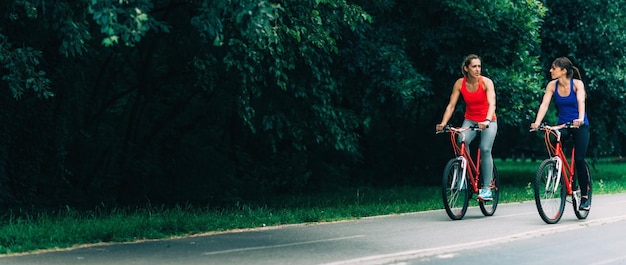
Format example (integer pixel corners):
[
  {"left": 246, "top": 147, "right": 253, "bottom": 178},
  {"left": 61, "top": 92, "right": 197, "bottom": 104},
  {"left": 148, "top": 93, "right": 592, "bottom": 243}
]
[{"left": 554, "top": 79, "right": 589, "bottom": 125}]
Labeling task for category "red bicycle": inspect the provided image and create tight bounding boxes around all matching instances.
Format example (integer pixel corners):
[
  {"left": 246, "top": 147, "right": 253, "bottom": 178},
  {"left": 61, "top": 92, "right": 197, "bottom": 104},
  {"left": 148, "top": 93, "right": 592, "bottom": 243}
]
[
  {"left": 531, "top": 122, "right": 592, "bottom": 224},
  {"left": 438, "top": 124, "right": 499, "bottom": 220}
]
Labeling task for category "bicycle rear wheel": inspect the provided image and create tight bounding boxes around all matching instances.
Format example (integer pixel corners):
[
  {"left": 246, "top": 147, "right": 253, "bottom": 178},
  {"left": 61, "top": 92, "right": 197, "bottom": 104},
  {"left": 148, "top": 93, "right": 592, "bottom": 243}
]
[
  {"left": 442, "top": 158, "right": 470, "bottom": 220},
  {"left": 534, "top": 159, "right": 566, "bottom": 224},
  {"left": 479, "top": 164, "right": 499, "bottom": 216},
  {"left": 573, "top": 161, "right": 592, "bottom": 219}
]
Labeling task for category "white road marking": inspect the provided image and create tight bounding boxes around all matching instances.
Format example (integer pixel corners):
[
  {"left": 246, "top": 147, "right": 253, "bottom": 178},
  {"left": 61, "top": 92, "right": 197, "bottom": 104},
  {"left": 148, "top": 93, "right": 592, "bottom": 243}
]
[
  {"left": 201, "top": 235, "right": 365, "bottom": 255},
  {"left": 590, "top": 255, "right": 626, "bottom": 265}
]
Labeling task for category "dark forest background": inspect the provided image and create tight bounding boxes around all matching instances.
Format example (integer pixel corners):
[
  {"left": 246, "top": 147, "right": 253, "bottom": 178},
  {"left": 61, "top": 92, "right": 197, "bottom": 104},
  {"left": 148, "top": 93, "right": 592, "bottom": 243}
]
[{"left": 0, "top": 0, "right": 624, "bottom": 210}]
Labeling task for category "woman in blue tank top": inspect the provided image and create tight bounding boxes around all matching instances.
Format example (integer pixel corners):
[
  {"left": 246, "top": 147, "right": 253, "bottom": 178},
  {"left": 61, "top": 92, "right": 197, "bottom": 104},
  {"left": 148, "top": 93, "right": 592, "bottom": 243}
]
[{"left": 530, "top": 57, "right": 591, "bottom": 211}]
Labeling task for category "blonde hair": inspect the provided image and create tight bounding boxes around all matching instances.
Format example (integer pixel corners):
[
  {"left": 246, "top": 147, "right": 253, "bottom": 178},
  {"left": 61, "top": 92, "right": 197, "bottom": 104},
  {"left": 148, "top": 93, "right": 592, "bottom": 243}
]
[{"left": 461, "top": 54, "right": 481, "bottom": 77}]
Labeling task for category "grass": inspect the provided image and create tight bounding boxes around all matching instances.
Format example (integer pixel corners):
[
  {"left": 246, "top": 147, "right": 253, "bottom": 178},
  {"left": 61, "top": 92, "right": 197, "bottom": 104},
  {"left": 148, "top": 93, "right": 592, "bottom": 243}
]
[{"left": 0, "top": 158, "right": 624, "bottom": 256}]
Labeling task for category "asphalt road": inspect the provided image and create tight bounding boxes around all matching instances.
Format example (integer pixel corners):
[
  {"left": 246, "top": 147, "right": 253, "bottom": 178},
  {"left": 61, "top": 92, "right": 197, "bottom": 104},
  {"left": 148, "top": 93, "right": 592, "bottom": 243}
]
[{"left": 1, "top": 193, "right": 625, "bottom": 265}]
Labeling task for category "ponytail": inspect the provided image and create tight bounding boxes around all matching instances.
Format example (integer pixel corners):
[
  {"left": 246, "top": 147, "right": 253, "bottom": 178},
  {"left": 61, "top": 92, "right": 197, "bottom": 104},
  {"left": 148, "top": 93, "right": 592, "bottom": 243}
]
[
  {"left": 572, "top": 66, "right": 582, "bottom": 80},
  {"left": 552, "top": 57, "right": 582, "bottom": 81}
]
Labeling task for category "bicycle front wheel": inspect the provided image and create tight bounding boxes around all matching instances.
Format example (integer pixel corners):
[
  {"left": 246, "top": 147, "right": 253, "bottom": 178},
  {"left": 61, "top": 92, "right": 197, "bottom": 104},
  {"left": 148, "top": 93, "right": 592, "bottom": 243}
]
[
  {"left": 442, "top": 158, "right": 470, "bottom": 220},
  {"left": 534, "top": 159, "right": 566, "bottom": 224},
  {"left": 479, "top": 164, "right": 499, "bottom": 216}
]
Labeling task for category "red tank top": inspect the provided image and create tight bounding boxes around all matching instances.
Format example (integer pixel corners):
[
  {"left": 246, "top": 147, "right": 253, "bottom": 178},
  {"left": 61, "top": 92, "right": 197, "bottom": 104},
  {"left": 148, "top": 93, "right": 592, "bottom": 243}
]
[{"left": 460, "top": 77, "right": 496, "bottom": 122}]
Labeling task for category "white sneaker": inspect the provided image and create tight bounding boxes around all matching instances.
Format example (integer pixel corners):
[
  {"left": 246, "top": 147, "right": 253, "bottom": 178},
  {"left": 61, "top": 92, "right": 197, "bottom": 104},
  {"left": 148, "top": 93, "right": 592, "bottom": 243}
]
[{"left": 477, "top": 189, "right": 492, "bottom": 201}]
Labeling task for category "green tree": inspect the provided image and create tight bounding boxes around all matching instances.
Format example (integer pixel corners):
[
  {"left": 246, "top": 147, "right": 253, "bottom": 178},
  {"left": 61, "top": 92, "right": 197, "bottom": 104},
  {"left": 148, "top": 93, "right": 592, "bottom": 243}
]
[
  {"left": 0, "top": 0, "right": 382, "bottom": 207},
  {"left": 0, "top": 0, "right": 556, "bottom": 210}
]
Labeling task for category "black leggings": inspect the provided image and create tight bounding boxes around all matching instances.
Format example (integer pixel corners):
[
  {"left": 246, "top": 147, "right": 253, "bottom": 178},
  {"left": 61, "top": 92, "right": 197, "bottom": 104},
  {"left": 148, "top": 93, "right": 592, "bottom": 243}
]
[{"left": 561, "top": 125, "right": 591, "bottom": 196}]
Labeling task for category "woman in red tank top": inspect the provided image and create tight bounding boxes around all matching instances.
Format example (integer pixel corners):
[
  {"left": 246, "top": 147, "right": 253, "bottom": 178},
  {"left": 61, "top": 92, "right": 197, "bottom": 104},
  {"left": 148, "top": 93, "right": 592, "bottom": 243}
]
[{"left": 436, "top": 54, "right": 498, "bottom": 201}]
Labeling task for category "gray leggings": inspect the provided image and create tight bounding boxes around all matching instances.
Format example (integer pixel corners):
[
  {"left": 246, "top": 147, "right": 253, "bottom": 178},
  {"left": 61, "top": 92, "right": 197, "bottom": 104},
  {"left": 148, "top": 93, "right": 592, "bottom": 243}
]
[{"left": 459, "top": 119, "right": 498, "bottom": 189}]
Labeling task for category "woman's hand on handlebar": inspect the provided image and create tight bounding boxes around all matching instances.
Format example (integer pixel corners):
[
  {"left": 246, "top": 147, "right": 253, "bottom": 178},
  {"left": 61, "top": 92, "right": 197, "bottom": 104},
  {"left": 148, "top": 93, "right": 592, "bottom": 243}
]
[
  {"left": 572, "top": 119, "right": 585, "bottom": 127},
  {"left": 530, "top": 122, "right": 540, "bottom": 130},
  {"left": 477, "top": 120, "right": 490, "bottom": 130},
  {"left": 436, "top": 123, "right": 446, "bottom": 132}
]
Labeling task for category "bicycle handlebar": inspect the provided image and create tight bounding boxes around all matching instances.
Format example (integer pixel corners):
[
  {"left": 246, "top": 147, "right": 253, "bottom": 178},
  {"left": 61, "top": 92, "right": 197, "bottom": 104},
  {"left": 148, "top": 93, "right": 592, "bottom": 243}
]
[
  {"left": 529, "top": 121, "right": 582, "bottom": 132},
  {"left": 436, "top": 124, "right": 486, "bottom": 134}
]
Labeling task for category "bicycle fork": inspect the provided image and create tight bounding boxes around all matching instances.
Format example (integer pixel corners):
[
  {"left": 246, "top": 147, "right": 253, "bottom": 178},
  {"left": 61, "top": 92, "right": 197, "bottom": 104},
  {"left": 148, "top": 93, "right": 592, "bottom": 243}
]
[
  {"left": 547, "top": 156, "right": 563, "bottom": 194},
  {"left": 451, "top": 156, "right": 468, "bottom": 190}
]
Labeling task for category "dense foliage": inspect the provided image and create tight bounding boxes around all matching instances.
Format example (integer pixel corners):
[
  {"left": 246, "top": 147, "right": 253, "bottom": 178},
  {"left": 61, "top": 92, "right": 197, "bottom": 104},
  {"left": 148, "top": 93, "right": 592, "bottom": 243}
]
[{"left": 0, "top": 0, "right": 621, "bottom": 210}]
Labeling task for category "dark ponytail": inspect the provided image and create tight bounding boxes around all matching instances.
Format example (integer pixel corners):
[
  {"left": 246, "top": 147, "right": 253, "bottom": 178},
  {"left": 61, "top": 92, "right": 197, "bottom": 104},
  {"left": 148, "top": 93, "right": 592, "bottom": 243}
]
[{"left": 553, "top": 57, "right": 582, "bottom": 80}]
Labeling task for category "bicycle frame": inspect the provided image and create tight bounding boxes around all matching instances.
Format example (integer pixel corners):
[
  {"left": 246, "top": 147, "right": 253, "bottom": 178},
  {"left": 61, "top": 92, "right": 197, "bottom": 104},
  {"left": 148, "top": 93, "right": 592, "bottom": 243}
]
[
  {"left": 447, "top": 127, "right": 481, "bottom": 194},
  {"left": 541, "top": 124, "right": 576, "bottom": 196}
]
